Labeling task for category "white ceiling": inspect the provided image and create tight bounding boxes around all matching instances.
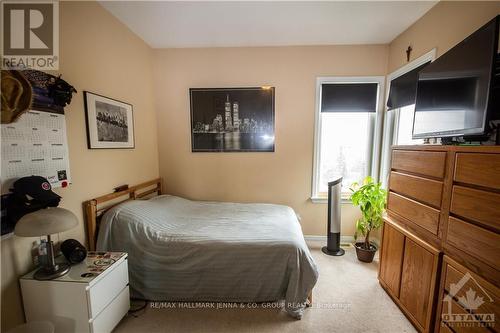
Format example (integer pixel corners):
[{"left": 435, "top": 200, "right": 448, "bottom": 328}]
[{"left": 100, "top": 1, "right": 437, "bottom": 48}]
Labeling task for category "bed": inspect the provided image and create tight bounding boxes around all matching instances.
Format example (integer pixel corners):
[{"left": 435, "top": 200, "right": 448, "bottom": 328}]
[{"left": 84, "top": 179, "right": 318, "bottom": 319}]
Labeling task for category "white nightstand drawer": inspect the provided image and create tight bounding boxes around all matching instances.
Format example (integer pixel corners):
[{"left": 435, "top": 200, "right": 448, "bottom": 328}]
[
  {"left": 88, "top": 259, "right": 129, "bottom": 318},
  {"left": 21, "top": 252, "right": 128, "bottom": 333},
  {"left": 90, "top": 286, "right": 130, "bottom": 333}
]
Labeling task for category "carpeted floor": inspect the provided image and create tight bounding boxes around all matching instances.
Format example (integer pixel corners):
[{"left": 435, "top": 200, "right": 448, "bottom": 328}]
[{"left": 114, "top": 240, "right": 416, "bottom": 333}]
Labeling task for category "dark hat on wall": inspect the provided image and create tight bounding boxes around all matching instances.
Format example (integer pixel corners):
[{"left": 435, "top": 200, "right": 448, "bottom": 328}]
[
  {"left": 13, "top": 176, "right": 61, "bottom": 205},
  {"left": 1, "top": 70, "right": 33, "bottom": 124}
]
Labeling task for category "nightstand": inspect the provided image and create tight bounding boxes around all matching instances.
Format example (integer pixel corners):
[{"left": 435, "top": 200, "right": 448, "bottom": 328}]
[{"left": 20, "top": 252, "right": 129, "bottom": 333}]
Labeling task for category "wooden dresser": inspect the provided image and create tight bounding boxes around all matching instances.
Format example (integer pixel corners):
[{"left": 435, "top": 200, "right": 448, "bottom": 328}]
[{"left": 379, "top": 145, "right": 500, "bottom": 333}]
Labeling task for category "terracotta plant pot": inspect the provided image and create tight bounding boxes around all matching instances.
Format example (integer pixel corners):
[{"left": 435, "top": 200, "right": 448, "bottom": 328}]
[{"left": 354, "top": 242, "right": 377, "bottom": 263}]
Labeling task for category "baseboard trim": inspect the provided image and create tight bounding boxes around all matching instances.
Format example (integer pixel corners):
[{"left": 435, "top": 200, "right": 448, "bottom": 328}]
[
  {"left": 304, "top": 235, "right": 380, "bottom": 246},
  {"left": 304, "top": 235, "right": 355, "bottom": 243}
]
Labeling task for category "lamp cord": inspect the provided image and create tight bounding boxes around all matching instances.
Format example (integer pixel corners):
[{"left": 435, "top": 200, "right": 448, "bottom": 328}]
[{"left": 128, "top": 298, "right": 148, "bottom": 317}]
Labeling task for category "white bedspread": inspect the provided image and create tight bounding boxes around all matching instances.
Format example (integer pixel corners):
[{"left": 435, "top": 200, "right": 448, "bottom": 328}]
[{"left": 96, "top": 195, "right": 319, "bottom": 318}]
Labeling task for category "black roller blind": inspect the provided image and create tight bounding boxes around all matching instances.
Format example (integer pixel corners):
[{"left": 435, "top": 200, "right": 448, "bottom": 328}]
[
  {"left": 321, "top": 83, "right": 378, "bottom": 112},
  {"left": 387, "top": 62, "right": 430, "bottom": 110},
  {"left": 321, "top": 83, "right": 378, "bottom": 113}
]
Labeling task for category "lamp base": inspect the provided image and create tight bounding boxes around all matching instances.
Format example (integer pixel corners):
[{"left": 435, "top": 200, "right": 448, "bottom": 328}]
[
  {"left": 321, "top": 246, "right": 345, "bottom": 256},
  {"left": 34, "top": 263, "right": 70, "bottom": 280}
]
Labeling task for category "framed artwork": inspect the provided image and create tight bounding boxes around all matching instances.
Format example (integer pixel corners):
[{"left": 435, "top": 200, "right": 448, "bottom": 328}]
[
  {"left": 190, "top": 87, "right": 275, "bottom": 152},
  {"left": 84, "top": 91, "right": 134, "bottom": 149}
]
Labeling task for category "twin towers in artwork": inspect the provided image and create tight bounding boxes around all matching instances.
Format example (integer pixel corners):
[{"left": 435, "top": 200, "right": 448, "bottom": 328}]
[{"left": 194, "top": 94, "right": 264, "bottom": 134}]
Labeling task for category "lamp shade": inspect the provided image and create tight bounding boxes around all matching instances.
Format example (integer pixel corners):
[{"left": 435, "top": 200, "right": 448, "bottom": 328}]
[{"left": 14, "top": 207, "right": 78, "bottom": 237}]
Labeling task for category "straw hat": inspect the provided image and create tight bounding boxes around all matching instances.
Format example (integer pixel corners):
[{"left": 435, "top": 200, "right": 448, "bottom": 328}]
[{"left": 1, "top": 70, "right": 33, "bottom": 123}]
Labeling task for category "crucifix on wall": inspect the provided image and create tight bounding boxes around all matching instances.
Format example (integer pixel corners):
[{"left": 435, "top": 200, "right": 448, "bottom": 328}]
[{"left": 406, "top": 45, "right": 413, "bottom": 62}]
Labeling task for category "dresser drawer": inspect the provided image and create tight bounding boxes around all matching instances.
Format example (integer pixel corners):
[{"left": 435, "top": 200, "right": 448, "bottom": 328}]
[
  {"left": 446, "top": 217, "right": 500, "bottom": 271},
  {"left": 440, "top": 296, "right": 490, "bottom": 333},
  {"left": 392, "top": 150, "right": 446, "bottom": 179},
  {"left": 450, "top": 186, "right": 500, "bottom": 231},
  {"left": 454, "top": 153, "right": 500, "bottom": 190},
  {"left": 90, "top": 286, "right": 129, "bottom": 333},
  {"left": 88, "top": 258, "right": 129, "bottom": 318},
  {"left": 387, "top": 192, "right": 440, "bottom": 236},
  {"left": 442, "top": 259, "right": 499, "bottom": 332},
  {"left": 438, "top": 323, "right": 454, "bottom": 333},
  {"left": 389, "top": 171, "right": 443, "bottom": 208}
]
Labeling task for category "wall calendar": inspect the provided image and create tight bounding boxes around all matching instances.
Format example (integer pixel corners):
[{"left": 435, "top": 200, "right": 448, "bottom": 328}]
[{"left": 1, "top": 109, "right": 71, "bottom": 189}]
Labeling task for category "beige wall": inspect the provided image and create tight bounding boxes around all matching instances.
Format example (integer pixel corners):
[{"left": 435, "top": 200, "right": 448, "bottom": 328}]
[
  {"left": 1, "top": 2, "right": 159, "bottom": 331},
  {"left": 152, "top": 45, "right": 389, "bottom": 237},
  {"left": 152, "top": 0, "right": 500, "bottom": 243},
  {"left": 2, "top": 0, "right": 498, "bottom": 331},
  {"left": 388, "top": 1, "right": 500, "bottom": 73}
]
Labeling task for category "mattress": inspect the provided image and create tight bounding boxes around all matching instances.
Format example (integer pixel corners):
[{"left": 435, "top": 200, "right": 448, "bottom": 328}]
[{"left": 96, "top": 195, "right": 319, "bottom": 318}]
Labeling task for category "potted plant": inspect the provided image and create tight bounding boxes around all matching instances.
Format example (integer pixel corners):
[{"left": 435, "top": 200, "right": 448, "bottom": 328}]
[{"left": 350, "top": 176, "right": 387, "bottom": 263}]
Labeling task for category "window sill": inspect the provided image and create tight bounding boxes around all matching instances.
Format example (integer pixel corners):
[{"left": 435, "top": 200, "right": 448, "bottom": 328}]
[
  {"left": 310, "top": 197, "right": 327, "bottom": 204},
  {"left": 310, "top": 196, "right": 352, "bottom": 204}
]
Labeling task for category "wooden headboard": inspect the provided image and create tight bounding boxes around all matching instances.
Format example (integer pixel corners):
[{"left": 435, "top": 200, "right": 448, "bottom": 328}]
[{"left": 83, "top": 178, "right": 162, "bottom": 251}]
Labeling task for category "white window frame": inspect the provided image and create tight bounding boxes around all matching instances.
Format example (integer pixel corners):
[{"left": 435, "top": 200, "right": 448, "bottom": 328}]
[
  {"left": 380, "top": 49, "right": 437, "bottom": 188},
  {"left": 311, "top": 76, "right": 385, "bottom": 204}
]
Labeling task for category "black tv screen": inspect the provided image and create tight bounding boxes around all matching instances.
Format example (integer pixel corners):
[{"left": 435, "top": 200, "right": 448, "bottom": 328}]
[{"left": 413, "top": 16, "right": 499, "bottom": 139}]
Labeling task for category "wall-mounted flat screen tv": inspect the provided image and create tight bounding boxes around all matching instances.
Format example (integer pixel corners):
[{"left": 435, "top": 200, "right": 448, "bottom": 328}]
[{"left": 413, "top": 16, "right": 499, "bottom": 139}]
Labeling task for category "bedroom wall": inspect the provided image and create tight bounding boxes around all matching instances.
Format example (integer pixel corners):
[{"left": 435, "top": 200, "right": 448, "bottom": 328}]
[
  {"left": 151, "top": 0, "right": 499, "bottom": 242},
  {"left": 3, "top": 1, "right": 496, "bottom": 330},
  {"left": 1, "top": 2, "right": 159, "bottom": 331},
  {"left": 152, "top": 45, "right": 389, "bottom": 237},
  {"left": 388, "top": 1, "right": 500, "bottom": 73}
]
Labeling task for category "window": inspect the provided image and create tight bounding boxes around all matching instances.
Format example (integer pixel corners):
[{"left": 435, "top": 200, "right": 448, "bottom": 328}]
[
  {"left": 380, "top": 49, "right": 436, "bottom": 188},
  {"left": 317, "top": 112, "right": 373, "bottom": 194},
  {"left": 380, "top": 104, "right": 423, "bottom": 189},
  {"left": 394, "top": 104, "right": 424, "bottom": 145},
  {"left": 312, "top": 77, "right": 384, "bottom": 202}
]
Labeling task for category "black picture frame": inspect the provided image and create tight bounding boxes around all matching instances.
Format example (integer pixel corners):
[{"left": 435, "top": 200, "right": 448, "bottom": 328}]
[
  {"left": 83, "top": 91, "right": 135, "bottom": 149},
  {"left": 189, "top": 87, "right": 275, "bottom": 152}
]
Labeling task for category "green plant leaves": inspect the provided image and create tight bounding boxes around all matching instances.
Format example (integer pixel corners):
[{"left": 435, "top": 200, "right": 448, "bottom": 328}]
[{"left": 349, "top": 176, "right": 387, "bottom": 240}]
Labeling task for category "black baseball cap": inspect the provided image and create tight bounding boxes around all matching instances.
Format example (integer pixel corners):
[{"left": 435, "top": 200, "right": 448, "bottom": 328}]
[{"left": 13, "top": 176, "right": 61, "bottom": 203}]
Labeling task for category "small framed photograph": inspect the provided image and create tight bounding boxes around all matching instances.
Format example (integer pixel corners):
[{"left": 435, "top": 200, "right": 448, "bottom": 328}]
[{"left": 84, "top": 91, "right": 135, "bottom": 149}]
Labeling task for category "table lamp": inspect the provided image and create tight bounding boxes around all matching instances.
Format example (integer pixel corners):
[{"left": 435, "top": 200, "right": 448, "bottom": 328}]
[{"left": 15, "top": 207, "right": 78, "bottom": 280}]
